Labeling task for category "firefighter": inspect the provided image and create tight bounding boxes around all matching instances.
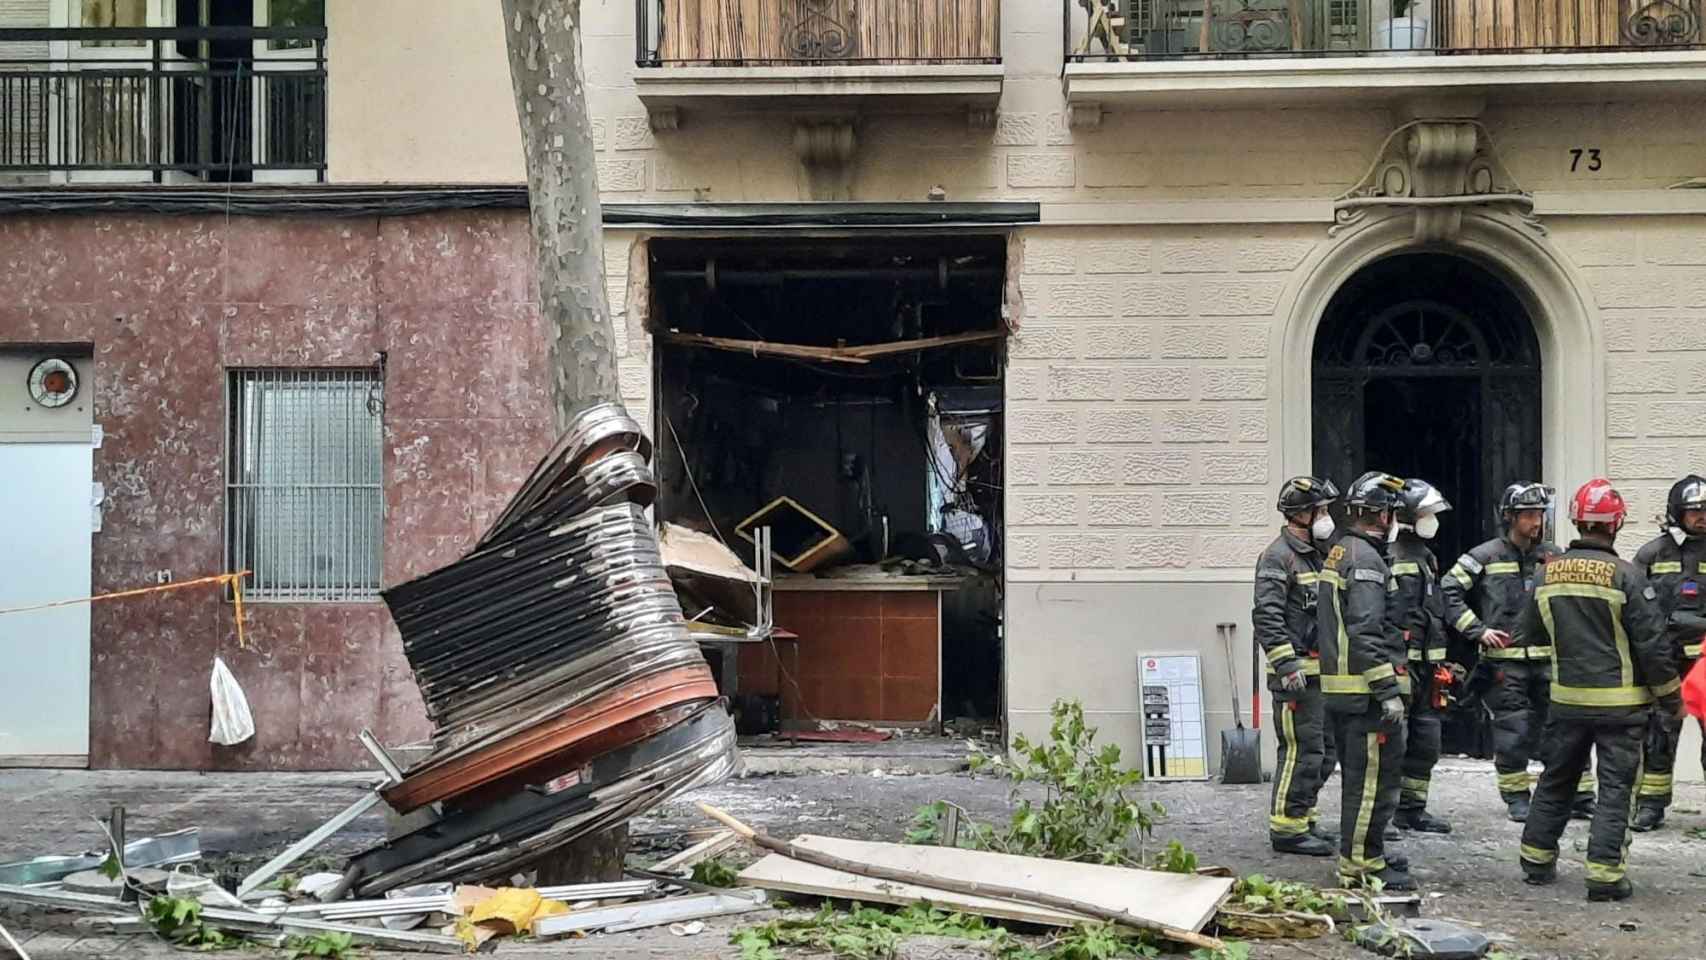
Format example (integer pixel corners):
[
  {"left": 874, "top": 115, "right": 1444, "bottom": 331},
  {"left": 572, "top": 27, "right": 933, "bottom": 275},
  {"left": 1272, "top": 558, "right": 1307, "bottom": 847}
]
[
  {"left": 1390, "top": 479, "right": 1456, "bottom": 834},
  {"left": 1254, "top": 476, "right": 1342, "bottom": 856},
  {"left": 1318, "top": 471, "right": 1414, "bottom": 891},
  {"left": 1517, "top": 479, "right": 1682, "bottom": 902},
  {"left": 1440, "top": 482, "right": 1594, "bottom": 822},
  {"left": 1630, "top": 474, "right": 1706, "bottom": 832}
]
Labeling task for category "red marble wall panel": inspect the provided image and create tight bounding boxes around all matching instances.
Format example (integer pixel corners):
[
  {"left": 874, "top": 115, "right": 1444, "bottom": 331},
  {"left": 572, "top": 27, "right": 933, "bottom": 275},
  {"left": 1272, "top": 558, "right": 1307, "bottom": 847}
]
[{"left": 0, "top": 209, "right": 553, "bottom": 770}]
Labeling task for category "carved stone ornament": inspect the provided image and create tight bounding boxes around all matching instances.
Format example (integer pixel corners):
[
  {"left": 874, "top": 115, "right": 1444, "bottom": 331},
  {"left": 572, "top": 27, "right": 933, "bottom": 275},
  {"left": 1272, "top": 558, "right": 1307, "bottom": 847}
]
[{"left": 1333, "top": 119, "right": 1534, "bottom": 242}]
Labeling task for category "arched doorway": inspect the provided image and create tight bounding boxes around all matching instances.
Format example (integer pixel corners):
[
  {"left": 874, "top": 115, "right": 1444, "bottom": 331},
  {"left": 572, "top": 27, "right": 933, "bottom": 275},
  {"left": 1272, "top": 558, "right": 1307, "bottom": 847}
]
[{"left": 1311, "top": 252, "right": 1542, "bottom": 569}]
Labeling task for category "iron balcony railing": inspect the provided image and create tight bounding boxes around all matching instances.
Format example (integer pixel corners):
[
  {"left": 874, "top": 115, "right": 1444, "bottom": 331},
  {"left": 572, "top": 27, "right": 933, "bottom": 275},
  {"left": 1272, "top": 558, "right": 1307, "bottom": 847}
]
[
  {"left": 0, "top": 27, "right": 325, "bottom": 181},
  {"left": 1065, "top": 0, "right": 1703, "bottom": 58},
  {"left": 636, "top": 0, "right": 1000, "bottom": 65}
]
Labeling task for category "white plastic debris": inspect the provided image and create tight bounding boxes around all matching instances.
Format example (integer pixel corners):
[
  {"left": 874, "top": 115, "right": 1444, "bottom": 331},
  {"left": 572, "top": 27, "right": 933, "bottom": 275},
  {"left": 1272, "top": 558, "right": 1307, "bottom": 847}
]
[
  {"left": 167, "top": 871, "right": 246, "bottom": 909},
  {"left": 670, "top": 921, "right": 706, "bottom": 936},
  {"left": 209, "top": 657, "right": 256, "bottom": 746},
  {"left": 297, "top": 872, "right": 346, "bottom": 900}
]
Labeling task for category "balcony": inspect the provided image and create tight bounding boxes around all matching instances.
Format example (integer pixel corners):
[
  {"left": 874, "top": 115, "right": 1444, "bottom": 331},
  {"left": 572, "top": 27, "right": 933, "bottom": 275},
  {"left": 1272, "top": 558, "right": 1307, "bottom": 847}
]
[
  {"left": 1062, "top": 0, "right": 1706, "bottom": 107},
  {"left": 0, "top": 27, "right": 325, "bottom": 183},
  {"left": 632, "top": 0, "right": 1003, "bottom": 121}
]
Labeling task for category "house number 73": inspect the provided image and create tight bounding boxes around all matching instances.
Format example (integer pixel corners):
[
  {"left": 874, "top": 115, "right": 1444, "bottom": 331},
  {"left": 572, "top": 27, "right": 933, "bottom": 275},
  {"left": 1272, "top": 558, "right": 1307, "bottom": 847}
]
[{"left": 1570, "top": 148, "right": 1602, "bottom": 172}]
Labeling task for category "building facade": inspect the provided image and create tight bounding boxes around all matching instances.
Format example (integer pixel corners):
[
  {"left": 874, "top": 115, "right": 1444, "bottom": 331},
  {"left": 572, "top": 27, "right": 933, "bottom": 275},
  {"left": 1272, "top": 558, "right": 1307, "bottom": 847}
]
[{"left": 2, "top": 0, "right": 1704, "bottom": 772}]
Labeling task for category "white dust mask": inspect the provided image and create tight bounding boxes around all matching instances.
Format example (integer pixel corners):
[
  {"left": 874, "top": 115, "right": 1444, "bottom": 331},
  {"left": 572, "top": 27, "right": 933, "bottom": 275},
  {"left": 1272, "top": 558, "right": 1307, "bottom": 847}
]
[
  {"left": 1311, "top": 514, "right": 1336, "bottom": 540},
  {"left": 1416, "top": 514, "right": 1440, "bottom": 540}
]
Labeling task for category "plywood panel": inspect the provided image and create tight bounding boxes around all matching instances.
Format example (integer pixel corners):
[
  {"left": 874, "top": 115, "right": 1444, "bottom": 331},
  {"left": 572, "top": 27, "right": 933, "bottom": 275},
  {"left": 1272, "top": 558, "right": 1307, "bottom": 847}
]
[{"left": 738, "top": 836, "right": 1234, "bottom": 932}]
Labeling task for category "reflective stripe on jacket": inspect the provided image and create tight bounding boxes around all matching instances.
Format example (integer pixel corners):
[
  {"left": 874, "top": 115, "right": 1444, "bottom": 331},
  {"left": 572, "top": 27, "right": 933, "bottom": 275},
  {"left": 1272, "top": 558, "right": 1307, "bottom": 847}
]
[
  {"left": 1318, "top": 531, "right": 1409, "bottom": 711},
  {"left": 1253, "top": 529, "right": 1325, "bottom": 687},
  {"left": 1521, "top": 540, "right": 1682, "bottom": 723},
  {"left": 1440, "top": 535, "right": 1559, "bottom": 660},
  {"left": 1390, "top": 534, "right": 1448, "bottom": 667},
  {"left": 1633, "top": 533, "right": 1706, "bottom": 662}
]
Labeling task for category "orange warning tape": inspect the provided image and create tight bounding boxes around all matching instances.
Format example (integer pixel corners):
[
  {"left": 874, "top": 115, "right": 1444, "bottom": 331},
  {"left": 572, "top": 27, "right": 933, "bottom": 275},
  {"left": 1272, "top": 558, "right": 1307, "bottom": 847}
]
[{"left": 0, "top": 570, "right": 253, "bottom": 649}]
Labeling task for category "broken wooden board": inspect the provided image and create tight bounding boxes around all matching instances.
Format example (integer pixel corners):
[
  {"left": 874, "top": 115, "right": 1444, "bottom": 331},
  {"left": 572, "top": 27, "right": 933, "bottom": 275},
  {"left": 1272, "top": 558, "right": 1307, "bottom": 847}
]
[{"left": 736, "top": 836, "right": 1232, "bottom": 932}]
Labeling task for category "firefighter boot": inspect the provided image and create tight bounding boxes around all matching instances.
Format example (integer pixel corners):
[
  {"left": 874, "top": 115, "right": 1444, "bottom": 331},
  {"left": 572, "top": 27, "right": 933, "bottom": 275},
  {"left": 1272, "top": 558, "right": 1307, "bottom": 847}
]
[
  {"left": 1632, "top": 805, "right": 1665, "bottom": 832},
  {"left": 1341, "top": 865, "right": 1417, "bottom": 892},
  {"left": 1395, "top": 808, "right": 1453, "bottom": 833},
  {"left": 1272, "top": 833, "right": 1335, "bottom": 857},
  {"left": 1506, "top": 795, "right": 1532, "bottom": 822},
  {"left": 1310, "top": 822, "right": 1340, "bottom": 846},
  {"left": 1587, "top": 878, "right": 1633, "bottom": 902},
  {"left": 1522, "top": 861, "right": 1557, "bottom": 886}
]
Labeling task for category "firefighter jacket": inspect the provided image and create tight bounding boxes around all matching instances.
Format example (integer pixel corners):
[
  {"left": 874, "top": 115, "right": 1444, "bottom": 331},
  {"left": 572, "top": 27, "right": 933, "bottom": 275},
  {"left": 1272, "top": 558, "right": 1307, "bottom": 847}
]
[
  {"left": 1519, "top": 540, "right": 1681, "bottom": 723},
  {"left": 1440, "top": 535, "right": 1560, "bottom": 661},
  {"left": 1390, "top": 534, "right": 1449, "bottom": 670},
  {"left": 1633, "top": 532, "right": 1706, "bottom": 661},
  {"left": 1318, "top": 529, "right": 1410, "bottom": 713},
  {"left": 1253, "top": 528, "right": 1324, "bottom": 688}
]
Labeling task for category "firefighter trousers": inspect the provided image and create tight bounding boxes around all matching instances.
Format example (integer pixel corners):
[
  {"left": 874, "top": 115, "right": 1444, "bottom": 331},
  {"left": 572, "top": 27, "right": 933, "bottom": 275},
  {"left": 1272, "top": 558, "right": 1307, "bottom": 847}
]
[
  {"left": 1520, "top": 718, "right": 1644, "bottom": 890},
  {"left": 1489, "top": 660, "right": 1596, "bottom": 802},
  {"left": 1400, "top": 694, "right": 1442, "bottom": 812},
  {"left": 1639, "top": 690, "right": 1705, "bottom": 812},
  {"left": 1333, "top": 703, "right": 1406, "bottom": 882},
  {"left": 1269, "top": 680, "right": 1336, "bottom": 838}
]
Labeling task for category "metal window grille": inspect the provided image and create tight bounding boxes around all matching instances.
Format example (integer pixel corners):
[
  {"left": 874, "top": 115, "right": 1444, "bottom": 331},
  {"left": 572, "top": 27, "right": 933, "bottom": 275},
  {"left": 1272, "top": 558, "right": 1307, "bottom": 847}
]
[{"left": 225, "top": 368, "right": 383, "bottom": 601}]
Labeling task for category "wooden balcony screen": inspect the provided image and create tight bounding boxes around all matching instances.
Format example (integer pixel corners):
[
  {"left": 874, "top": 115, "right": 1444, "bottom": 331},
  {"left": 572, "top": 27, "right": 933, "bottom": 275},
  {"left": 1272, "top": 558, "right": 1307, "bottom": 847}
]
[{"left": 654, "top": 0, "right": 1000, "bottom": 63}]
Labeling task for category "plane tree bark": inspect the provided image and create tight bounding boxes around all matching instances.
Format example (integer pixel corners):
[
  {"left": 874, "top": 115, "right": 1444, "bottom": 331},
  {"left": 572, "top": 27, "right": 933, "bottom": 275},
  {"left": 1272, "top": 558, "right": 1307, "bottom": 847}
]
[
  {"left": 498, "top": 0, "right": 626, "bottom": 881},
  {"left": 501, "top": 0, "right": 620, "bottom": 431}
]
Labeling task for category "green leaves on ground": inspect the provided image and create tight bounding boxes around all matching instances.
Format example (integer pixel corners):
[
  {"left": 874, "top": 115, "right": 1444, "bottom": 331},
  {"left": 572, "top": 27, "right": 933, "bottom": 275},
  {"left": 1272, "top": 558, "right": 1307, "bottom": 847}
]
[
  {"left": 690, "top": 856, "right": 741, "bottom": 887},
  {"left": 732, "top": 902, "right": 1178, "bottom": 960},
  {"left": 1230, "top": 874, "right": 1349, "bottom": 918},
  {"left": 733, "top": 903, "right": 1015, "bottom": 960},
  {"left": 284, "top": 931, "right": 357, "bottom": 959},
  {"left": 908, "top": 700, "right": 1163, "bottom": 867},
  {"left": 144, "top": 895, "right": 232, "bottom": 950}
]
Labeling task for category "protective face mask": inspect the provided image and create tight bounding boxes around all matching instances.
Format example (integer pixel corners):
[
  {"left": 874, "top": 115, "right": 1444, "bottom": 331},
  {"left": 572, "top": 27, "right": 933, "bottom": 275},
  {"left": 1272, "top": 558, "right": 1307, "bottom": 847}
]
[
  {"left": 1311, "top": 513, "right": 1336, "bottom": 540},
  {"left": 1416, "top": 514, "right": 1440, "bottom": 540}
]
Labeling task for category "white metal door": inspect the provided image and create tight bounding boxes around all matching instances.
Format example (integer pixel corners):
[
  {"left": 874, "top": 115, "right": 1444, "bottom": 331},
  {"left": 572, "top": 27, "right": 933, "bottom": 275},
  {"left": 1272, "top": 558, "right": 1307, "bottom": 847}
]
[{"left": 0, "top": 441, "right": 93, "bottom": 763}]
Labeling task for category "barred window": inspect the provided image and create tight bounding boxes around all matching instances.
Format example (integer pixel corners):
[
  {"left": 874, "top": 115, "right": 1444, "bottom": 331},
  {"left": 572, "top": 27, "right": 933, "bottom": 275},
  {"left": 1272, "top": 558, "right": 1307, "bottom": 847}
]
[{"left": 226, "top": 369, "right": 384, "bottom": 601}]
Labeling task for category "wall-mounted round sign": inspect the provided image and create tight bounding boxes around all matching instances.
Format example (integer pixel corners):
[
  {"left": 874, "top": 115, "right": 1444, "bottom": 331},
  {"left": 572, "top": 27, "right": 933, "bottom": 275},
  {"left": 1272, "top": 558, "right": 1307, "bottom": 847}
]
[{"left": 27, "top": 358, "right": 79, "bottom": 408}]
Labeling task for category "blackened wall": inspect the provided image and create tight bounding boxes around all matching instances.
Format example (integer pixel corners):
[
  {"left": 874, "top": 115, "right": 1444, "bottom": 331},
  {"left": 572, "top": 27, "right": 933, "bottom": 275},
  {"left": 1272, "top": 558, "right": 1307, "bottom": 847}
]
[{"left": 0, "top": 209, "right": 555, "bottom": 769}]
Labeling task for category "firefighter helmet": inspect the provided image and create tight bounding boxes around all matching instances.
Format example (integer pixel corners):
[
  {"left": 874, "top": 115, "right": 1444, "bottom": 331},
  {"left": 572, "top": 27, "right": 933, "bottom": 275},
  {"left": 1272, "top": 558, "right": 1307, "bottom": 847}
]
[
  {"left": 1398, "top": 478, "right": 1453, "bottom": 525},
  {"left": 1497, "top": 481, "right": 1552, "bottom": 527},
  {"left": 1345, "top": 471, "right": 1406, "bottom": 513},
  {"left": 1569, "top": 478, "right": 1627, "bottom": 530},
  {"left": 1276, "top": 476, "right": 1340, "bottom": 515},
  {"left": 1665, "top": 475, "right": 1706, "bottom": 527}
]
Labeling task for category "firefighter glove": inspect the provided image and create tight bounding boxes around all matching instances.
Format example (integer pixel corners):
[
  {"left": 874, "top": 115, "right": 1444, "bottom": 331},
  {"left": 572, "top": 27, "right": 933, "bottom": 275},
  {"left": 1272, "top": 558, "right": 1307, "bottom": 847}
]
[
  {"left": 1279, "top": 669, "right": 1306, "bottom": 692},
  {"left": 1380, "top": 696, "right": 1406, "bottom": 731}
]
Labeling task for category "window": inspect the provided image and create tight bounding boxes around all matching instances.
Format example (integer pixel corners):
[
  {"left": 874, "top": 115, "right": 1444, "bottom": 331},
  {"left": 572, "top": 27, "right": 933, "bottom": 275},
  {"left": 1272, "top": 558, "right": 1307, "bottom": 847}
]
[
  {"left": 266, "top": 0, "right": 324, "bottom": 50},
  {"left": 226, "top": 369, "right": 384, "bottom": 601},
  {"left": 80, "top": 0, "right": 146, "bottom": 46}
]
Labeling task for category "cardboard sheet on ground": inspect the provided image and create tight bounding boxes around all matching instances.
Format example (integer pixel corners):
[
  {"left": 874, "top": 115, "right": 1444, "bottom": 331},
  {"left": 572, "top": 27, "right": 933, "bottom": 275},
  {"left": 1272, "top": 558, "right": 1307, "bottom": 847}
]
[{"left": 736, "top": 836, "right": 1233, "bottom": 932}]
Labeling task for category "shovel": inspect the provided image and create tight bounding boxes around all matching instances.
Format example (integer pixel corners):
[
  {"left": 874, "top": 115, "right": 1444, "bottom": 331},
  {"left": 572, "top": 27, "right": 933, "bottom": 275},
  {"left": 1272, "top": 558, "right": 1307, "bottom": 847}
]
[{"left": 1218, "top": 621, "right": 1261, "bottom": 784}]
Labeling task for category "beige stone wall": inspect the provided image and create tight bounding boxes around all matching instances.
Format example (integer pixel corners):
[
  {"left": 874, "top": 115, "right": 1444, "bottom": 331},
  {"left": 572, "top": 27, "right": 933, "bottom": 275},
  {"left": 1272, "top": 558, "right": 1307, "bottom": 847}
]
[
  {"left": 324, "top": 2, "right": 1706, "bottom": 196},
  {"left": 1003, "top": 223, "right": 1311, "bottom": 578},
  {"left": 1551, "top": 220, "right": 1706, "bottom": 529}
]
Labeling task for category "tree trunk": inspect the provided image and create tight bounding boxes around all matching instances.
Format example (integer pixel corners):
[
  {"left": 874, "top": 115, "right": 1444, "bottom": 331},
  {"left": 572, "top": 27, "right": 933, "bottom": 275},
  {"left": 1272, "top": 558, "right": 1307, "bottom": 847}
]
[
  {"left": 499, "top": 0, "right": 628, "bottom": 881},
  {"left": 500, "top": 0, "right": 620, "bottom": 433}
]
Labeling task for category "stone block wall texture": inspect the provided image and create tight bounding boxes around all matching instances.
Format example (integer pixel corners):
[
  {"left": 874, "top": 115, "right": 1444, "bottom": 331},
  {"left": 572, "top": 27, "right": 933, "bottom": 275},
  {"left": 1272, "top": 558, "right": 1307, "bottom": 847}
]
[
  {"left": 0, "top": 212, "right": 651, "bottom": 769},
  {"left": 1004, "top": 224, "right": 1303, "bottom": 577},
  {"left": 1553, "top": 220, "right": 1706, "bottom": 530}
]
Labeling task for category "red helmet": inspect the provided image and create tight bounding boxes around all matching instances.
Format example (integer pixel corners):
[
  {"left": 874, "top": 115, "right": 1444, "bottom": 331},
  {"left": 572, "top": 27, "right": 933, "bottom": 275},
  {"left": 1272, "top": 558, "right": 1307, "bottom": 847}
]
[{"left": 1569, "top": 478, "right": 1627, "bottom": 529}]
